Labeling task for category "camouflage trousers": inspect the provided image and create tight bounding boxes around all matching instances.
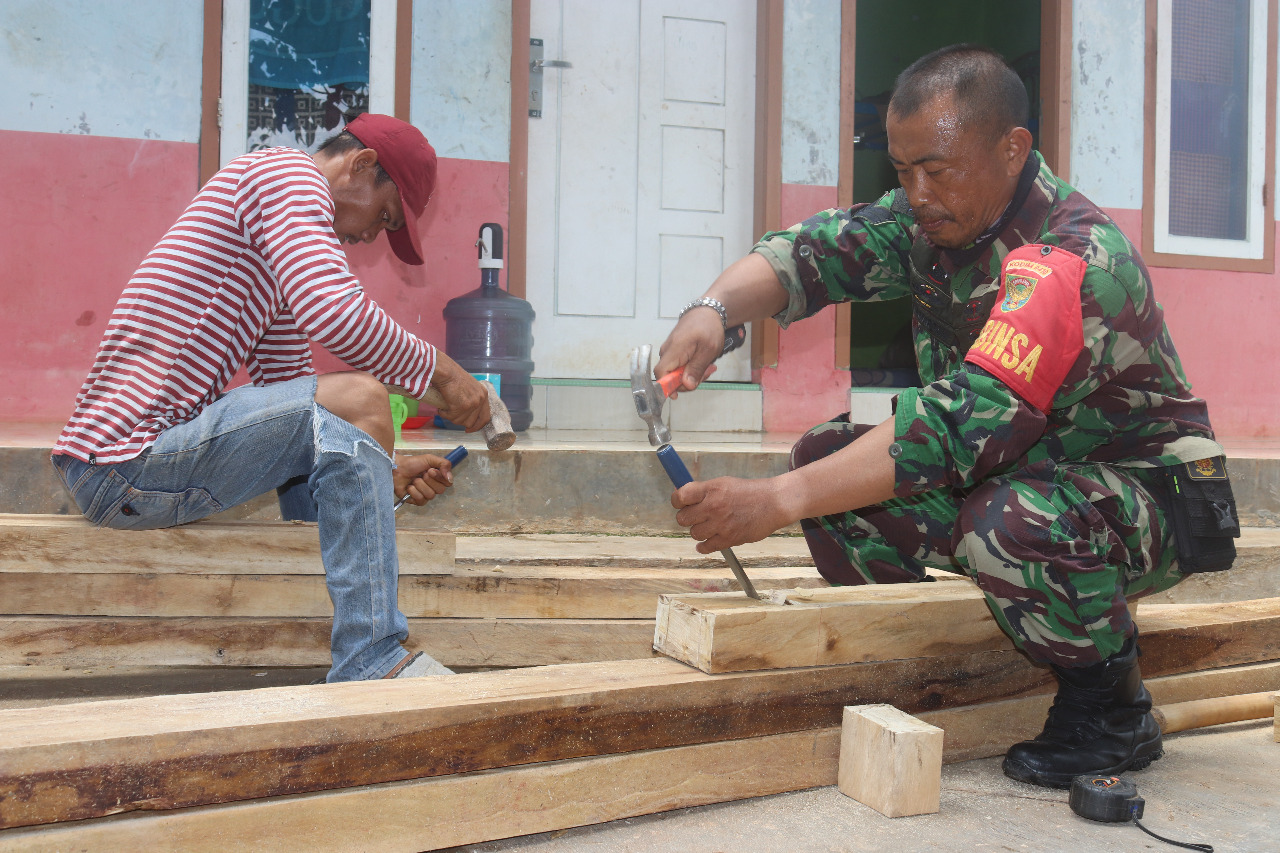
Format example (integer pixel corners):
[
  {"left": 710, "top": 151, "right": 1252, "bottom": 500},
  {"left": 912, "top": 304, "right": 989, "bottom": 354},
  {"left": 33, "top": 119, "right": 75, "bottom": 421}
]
[{"left": 790, "top": 417, "right": 1184, "bottom": 668}]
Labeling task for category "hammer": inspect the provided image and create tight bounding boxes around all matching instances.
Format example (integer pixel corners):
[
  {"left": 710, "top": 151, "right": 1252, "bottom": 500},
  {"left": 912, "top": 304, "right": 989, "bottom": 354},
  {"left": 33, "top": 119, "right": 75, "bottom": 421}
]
[
  {"left": 629, "top": 341, "right": 759, "bottom": 599},
  {"left": 421, "top": 380, "right": 516, "bottom": 451}
]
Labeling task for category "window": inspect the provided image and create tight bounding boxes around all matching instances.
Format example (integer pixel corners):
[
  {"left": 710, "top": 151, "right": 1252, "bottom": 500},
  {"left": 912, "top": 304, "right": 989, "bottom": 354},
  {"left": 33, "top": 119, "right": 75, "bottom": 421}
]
[
  {"left": 217, "top": 0, "right": 402, "bottom": 167},
  {"left": 1146, "top": 0, "right": 1276, "bottom": 270}
]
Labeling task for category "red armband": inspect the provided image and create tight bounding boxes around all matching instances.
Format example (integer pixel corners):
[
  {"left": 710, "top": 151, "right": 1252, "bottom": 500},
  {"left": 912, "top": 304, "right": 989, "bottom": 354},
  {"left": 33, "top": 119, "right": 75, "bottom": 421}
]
[{"left": 964, "top": 244, "right": 1086, "bottom": 412}]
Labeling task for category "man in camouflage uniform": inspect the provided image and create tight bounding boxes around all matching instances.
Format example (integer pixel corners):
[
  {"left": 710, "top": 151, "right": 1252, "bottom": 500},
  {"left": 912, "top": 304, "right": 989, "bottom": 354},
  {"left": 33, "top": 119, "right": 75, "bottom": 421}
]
[{"left": 655, "top": 45, "right": 1236, "bottom": 788}]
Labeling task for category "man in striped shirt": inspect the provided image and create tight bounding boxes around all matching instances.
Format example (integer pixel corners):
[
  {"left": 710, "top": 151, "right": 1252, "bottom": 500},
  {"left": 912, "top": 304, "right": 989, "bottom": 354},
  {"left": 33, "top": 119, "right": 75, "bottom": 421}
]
[{"left": 51, "top": 113, "right": 490, "bottom": 681}]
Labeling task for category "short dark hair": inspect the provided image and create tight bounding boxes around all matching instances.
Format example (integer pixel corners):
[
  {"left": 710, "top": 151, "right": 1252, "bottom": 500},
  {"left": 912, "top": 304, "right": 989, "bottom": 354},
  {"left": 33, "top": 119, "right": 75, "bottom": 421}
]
[
  {"left": 317, "top": 128, "right": 394, "bottom": 185},
  {"left": 888, "top": 44, "right": 1028, "bottom": 141}
]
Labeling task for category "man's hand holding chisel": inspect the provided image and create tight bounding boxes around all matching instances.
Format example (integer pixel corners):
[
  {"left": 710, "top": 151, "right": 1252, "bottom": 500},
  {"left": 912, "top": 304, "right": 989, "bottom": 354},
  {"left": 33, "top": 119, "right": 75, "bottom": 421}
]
[{"left": 393, "top": 451, "right": 458, "bottom": 509}]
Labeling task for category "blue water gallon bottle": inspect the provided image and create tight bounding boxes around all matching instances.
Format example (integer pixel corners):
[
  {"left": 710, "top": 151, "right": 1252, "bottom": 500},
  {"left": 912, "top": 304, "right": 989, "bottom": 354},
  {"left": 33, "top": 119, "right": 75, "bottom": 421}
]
[{"left": 443, "top": 223, "right": 536, "bottom": 431}]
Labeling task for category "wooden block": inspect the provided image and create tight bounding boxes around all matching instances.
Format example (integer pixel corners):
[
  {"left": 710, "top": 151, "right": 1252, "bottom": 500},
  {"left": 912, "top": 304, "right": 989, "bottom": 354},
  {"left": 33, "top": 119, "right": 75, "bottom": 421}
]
[
  {"left": 0, "top": 728, "right": 840, "bottom": 853},
  {"left": 0, "top": 566, "right": 826, "bottom": 619},
  {"left": 0, "top": 515, "right": 454, "bottom": 575},
  {"left": 0, "top": 616, "right": 657, "bottom": 668},
  {"left": 839, "top": 704, "right": 942, "bottom": 817},
  {"left": 656, "top": 582, "right": 1280, "bottom": 675},
  {"left": 2, "top": 598, "right": 1277, "bottom": 830},
  {"left": 654, "top": 581, "right": 1005, "bottom": 673}
]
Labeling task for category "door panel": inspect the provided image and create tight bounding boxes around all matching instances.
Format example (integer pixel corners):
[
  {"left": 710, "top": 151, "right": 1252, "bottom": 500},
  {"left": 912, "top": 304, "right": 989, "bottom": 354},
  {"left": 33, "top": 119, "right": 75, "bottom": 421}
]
[{"left": 528, "top": 0, "right": 756, "bottom": 380}]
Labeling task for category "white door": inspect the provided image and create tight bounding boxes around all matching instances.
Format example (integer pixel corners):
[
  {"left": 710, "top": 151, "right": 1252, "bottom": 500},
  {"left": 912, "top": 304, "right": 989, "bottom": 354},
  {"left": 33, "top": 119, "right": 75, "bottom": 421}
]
[{"left": 527, "top": 0, "right": 757, "bottom": 381}]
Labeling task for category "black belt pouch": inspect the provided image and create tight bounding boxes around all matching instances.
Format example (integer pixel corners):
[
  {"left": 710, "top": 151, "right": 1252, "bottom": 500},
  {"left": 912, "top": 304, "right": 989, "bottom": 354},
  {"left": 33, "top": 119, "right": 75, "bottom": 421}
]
[{"left": 1160, "top": 457, "right": 1240, "bottom": 573}]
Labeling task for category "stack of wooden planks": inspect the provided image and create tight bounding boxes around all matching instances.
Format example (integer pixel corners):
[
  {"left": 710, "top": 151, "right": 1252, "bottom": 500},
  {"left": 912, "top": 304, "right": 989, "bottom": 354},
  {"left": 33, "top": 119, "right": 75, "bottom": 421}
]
[
  {"left": 3, "top": 512, "right": 1277, "bottom": 850},
  {"left": 0, "top": 514, "right": 824, "bottom": 671},
  {"left": 1, "top": 583, "right": 1277, "bottom": 850}
]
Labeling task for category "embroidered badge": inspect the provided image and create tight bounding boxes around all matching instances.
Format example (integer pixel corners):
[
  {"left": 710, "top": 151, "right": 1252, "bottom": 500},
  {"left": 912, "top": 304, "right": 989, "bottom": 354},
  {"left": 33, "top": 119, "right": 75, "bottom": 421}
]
[
  {"left": 1187, "top": 458, "right": 1227, "bottom": 480},
  {"left": 1001, "top": 275, "right": 1038, "bottom": 312}
]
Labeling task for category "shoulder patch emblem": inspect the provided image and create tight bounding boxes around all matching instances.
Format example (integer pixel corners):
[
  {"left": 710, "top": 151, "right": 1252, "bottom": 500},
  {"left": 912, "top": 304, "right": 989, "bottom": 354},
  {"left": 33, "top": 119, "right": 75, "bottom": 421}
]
[
  {"left": 1001, "top": 275, "right": 1038, "bottom": 311},
  {"left": 964, "top": 243, "right": 1087, "bottom": 412}
]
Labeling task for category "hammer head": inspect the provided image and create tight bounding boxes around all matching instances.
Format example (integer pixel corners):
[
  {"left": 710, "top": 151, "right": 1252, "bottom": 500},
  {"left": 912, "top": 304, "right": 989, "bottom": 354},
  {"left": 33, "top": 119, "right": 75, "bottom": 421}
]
[
  {"left": 479, "top": 381, "right": 516, "bottom": 451},
  {"left": 629, "top": 345, "right": 671, "bottom": 447}
]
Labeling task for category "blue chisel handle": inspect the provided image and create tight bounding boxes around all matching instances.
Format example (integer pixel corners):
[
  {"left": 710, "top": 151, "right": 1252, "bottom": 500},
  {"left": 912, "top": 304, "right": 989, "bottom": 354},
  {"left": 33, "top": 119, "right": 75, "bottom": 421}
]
[
  {"left": 395, "top": 445, "right": 467, "bottom": 511},
  {"left": 657, "top": 443, "right": 693, "bottom": 489},
  {"left": 655, "top": 443, "right": 760, "bottom": 599}
]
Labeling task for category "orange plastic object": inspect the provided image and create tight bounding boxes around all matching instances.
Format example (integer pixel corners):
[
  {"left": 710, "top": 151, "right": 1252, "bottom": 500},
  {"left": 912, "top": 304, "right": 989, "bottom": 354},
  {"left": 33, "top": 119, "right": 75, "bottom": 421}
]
[{"left": 657, "top": 364, "right": 716, "bottom": 397}]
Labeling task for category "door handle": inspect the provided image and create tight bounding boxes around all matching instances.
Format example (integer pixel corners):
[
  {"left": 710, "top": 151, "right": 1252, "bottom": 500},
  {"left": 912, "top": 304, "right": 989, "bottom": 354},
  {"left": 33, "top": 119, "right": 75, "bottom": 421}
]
[{"left": 529, "top": 38, "right": 572, "bottom": 118}]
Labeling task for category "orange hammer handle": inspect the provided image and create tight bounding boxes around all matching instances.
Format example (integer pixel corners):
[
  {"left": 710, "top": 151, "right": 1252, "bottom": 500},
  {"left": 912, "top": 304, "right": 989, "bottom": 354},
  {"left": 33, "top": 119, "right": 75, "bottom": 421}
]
[{"left": 658, "top": 364, "right": 716, "bottom": 398}]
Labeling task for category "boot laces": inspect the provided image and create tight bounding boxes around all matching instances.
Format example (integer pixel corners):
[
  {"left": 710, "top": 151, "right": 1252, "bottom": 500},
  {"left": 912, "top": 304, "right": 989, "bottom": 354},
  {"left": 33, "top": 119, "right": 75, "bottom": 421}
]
[{"left": 1038, "top": 692, "right": 1109, "bottom": 745}]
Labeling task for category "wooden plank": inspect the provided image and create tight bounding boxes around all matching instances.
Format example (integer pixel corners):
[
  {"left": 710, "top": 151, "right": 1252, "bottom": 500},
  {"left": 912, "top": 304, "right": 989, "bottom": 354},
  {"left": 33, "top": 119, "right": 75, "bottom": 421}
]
[
  {"left": 0, "top": 515, "right": 454, "bottom": 575},
  {"left": 0, "top": 617, "right": 657, "bottom": 668},
  {"left": 0, "top": 729, "right": 840, "bottom": 853},
  {"left": 0, "top": 665, "right": 329, "bottom": 712},
  {"left": 1, "top": 599, "right": 1276, "bottom": 830},
  {"left": 655, "top": 584, "right": 1280, "bottom": 675},
  {"left": 1, "top": 663, "right": 1274, "bottom": 849},
  {"left": 654, "top": 582, "right": 1001, "bottom": 673},
  {"left": 838, "top": 705, "right": 942, "bottom": 817},
  {"left": 11, "top": 661, "right": 1249, "bottom": 853},
  {"left": 455, "top": 533, "right": 815, "bottom": 568},
  {"left": 920, "top": 659, "right": 1280, "bottom": 764},
  {"left": 0, "top": 567, "right": 825, "bottom": 619}
]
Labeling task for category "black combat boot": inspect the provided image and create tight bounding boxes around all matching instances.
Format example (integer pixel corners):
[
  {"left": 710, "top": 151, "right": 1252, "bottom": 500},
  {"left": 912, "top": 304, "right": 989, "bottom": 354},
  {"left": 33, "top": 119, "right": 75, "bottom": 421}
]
[{"left": 1002, "top": 634, "right": 1163, "bottom": 788}]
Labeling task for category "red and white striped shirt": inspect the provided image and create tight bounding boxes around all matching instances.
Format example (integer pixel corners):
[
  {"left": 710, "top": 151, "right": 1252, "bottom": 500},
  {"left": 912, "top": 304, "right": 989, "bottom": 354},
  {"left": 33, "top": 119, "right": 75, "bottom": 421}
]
[{"left": 54, "top": 148, "right": 436, "bottom": 464}]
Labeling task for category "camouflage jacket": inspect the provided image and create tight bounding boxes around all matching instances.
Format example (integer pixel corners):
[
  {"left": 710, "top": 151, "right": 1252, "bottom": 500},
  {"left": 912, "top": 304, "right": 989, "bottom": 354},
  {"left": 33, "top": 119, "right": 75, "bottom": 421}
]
[{"left": 753, "top": 152, "right": 1222, "bottom": 498}]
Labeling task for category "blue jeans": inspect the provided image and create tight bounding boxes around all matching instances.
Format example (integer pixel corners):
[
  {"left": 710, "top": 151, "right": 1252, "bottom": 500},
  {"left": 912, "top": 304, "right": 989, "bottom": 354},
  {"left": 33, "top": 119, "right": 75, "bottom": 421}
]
[{"left": 51, "top": 376, "right": 411, "bottom": 681}]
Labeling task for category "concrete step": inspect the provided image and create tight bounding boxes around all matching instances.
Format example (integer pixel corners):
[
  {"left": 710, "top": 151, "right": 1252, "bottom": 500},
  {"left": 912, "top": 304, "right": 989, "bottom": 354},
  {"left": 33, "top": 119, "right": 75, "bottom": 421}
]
[
  {"left": 5, "top": 426, "right": 1280, "bottom": 534},
  {"left": 1, "top": 430, "right": 797, "bottom": 534}
]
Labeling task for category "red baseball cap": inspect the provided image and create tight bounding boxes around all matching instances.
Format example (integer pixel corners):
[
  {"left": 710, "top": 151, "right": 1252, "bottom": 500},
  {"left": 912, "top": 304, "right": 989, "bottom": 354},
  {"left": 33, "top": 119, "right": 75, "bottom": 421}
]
[{"left": 346, "top": 113, "right": 437, "bottom": 266}]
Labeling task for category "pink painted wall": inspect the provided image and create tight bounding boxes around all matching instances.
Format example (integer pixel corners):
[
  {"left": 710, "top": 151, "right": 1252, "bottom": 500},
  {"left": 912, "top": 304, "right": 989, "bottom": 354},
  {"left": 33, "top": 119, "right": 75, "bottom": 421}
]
[
  {"left": 0, "top": 130, "right": 508, "bottom": 421},
  {"left": 760, "top": 182, "right": 851, "bottom": 432},
  {"left": 1108, "top": 209, "right": 1280, "bottom": 439},
  {"left": 1, "top": 130, "right": 199, "bottom": 423}
]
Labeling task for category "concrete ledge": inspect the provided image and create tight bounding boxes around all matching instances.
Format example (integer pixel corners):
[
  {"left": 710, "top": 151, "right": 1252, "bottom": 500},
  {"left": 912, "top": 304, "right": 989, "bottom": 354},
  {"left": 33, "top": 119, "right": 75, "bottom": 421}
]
[
  {"left": 2, "top": 445, "right": 791, "bottom": 535},
  {"left": 9, "top": 442, "right": 1280, "bottom": 535}
]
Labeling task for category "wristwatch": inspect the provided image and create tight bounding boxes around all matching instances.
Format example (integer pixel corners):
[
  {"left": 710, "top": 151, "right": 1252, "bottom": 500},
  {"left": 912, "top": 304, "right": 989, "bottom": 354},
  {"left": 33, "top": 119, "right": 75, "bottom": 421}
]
[{"left": 679, "top": 296, "right": 729, "bottom": 329}]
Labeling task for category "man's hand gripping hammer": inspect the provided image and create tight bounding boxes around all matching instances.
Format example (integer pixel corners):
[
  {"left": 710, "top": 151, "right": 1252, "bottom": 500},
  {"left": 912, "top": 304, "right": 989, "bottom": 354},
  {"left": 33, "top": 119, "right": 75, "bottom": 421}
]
[
  {"left": 421, "top": 381, "right": 515, "bottom": 451},
  {"left": 629, "top": 341, "right": 760, "bottom": 600}
]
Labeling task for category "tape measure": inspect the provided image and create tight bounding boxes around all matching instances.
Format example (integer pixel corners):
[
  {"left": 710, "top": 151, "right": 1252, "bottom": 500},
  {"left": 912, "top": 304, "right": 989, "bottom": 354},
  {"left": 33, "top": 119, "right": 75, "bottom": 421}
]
[
  {"left": 1069, "top": 775, "right": 1144, "bottom": 822},
  {"left": 1069, "top": 776, "right": 1212, "bottom": 852}
]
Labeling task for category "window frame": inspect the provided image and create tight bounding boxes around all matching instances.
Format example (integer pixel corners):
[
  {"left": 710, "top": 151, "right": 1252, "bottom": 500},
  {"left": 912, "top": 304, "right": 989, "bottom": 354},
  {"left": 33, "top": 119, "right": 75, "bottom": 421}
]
[
  {"left": 1143, "top": 0, "right": 1278, "bottom": 272},
  {"left": 200, "top": 0, "right": 412, "bottom": 185}
]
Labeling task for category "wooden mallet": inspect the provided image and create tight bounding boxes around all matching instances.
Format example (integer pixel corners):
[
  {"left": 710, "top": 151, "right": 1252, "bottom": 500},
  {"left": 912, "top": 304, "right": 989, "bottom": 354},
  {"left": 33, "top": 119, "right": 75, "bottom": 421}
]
[{"left": 421, "top": 380, "right": 516, "bottom": 451}]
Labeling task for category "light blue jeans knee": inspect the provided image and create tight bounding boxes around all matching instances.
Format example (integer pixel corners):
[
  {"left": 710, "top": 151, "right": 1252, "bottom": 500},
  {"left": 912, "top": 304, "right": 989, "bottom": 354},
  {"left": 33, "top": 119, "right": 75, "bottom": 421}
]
[{"left": 51, "top": 376, "right": 410, "bottom": 682}]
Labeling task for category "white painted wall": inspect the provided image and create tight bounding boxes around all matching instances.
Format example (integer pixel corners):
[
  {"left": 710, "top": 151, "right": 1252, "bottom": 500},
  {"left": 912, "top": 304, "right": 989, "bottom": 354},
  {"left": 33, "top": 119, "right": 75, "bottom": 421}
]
[
  {"left": 1069, "top": 0, "right": 1145, "bottom": 210},
  {"left": 411, "top": 0, "right": 512, "bottom": 163},
  {"left": 781, "top": 0, "right": 841, "bottom": 186},
  {"left": 0, "top": 1, "right": 203, "bottom": 141},
  {"left": 1071, "top": 0, "right": 1280, "bottom": 212}
]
